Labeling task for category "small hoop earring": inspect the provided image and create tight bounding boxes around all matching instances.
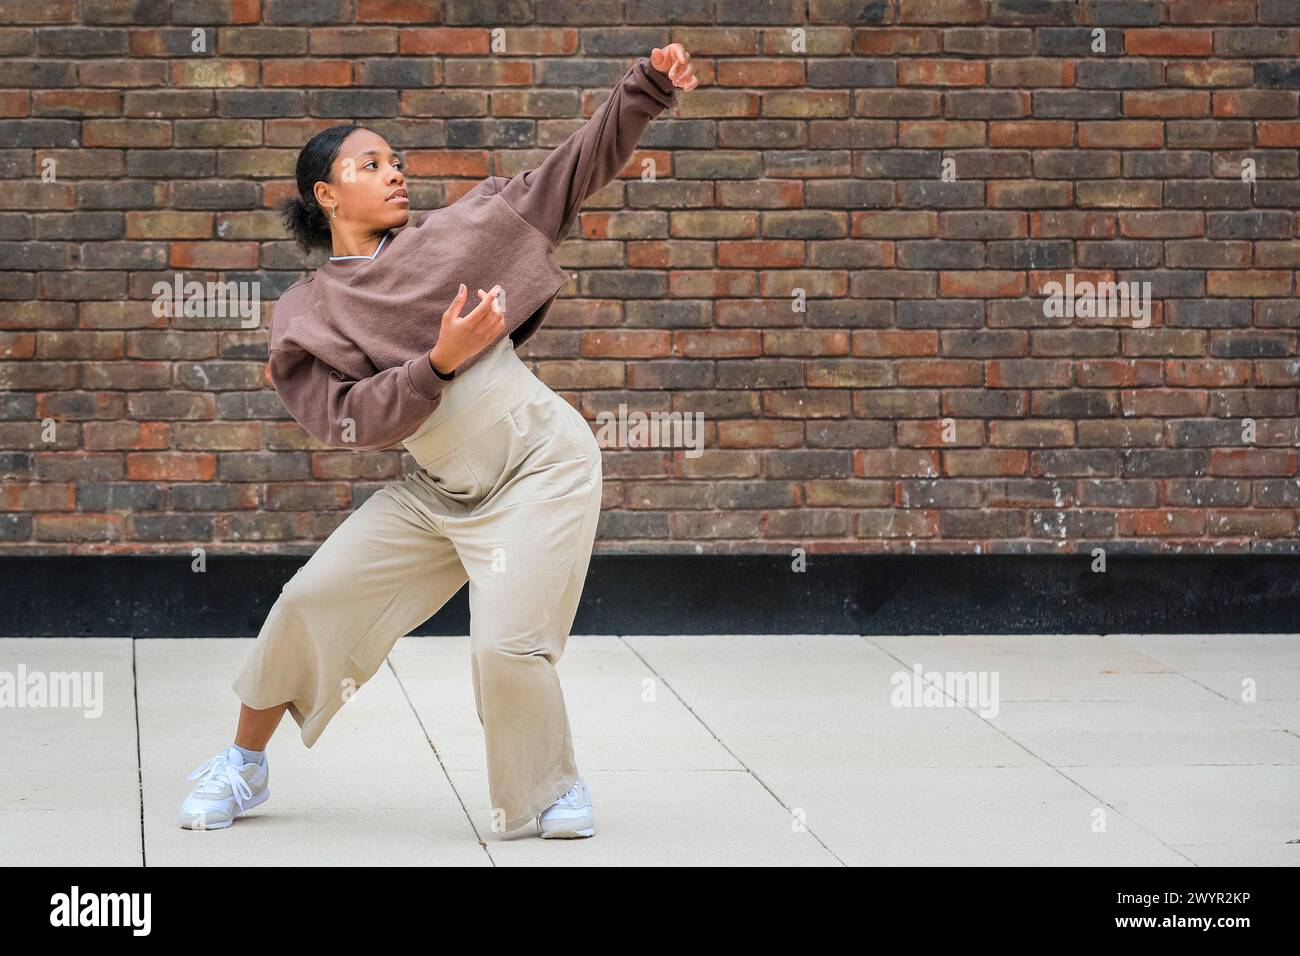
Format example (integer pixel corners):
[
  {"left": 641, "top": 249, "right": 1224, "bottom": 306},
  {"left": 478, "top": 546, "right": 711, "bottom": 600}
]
[{"left": 331, "top": 203, "right": 338, "bottom": 219}]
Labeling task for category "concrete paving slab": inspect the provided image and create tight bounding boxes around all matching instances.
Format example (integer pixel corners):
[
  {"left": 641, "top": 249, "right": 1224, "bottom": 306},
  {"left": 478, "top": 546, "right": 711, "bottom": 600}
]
[{"left": 0, "top": 638, "right": 140, "bottom": 864}]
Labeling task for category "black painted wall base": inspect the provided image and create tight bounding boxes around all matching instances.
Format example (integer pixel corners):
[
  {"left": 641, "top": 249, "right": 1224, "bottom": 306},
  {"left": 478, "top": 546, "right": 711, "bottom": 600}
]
[{"left": 1, "top": 554, "right": 1297, "bottom": 637}]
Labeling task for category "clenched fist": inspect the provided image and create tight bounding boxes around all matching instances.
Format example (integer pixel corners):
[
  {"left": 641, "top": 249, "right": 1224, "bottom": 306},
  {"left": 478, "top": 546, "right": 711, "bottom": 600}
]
[{"left": 650, "top": 43, "right": 699, "bottom": 91}]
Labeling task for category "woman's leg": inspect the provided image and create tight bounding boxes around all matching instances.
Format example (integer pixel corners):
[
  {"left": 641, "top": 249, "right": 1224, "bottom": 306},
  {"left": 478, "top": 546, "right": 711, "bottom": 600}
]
[
  {"left": 231, "top": 483, "right": 469, "bottom": 749},
  {"left": 184, "top": 482, "right": 467, "bottom": 830},
  {"left": 235, "top": 701, "right": 288, "bottom": 751},
  {"left": 449, "top": 418, "right": 604, "bottom": 834}
]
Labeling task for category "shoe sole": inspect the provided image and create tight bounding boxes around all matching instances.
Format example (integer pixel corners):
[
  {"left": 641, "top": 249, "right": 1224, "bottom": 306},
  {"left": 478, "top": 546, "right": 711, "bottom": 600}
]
[
  {"left": 539, "top": 806, "right": 595, "bottom": 838},
  {"left": 179, "top": 787, "right": 269, "bottom": 830},
  {"left": 541, "top": 826, "right": 595, "bottom": 839}
]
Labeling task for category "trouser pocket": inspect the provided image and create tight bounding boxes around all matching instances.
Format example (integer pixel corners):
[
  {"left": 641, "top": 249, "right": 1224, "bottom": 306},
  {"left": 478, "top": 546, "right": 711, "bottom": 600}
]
[{"left": 419, "top": 447, "right": 483, "bottom": 503}]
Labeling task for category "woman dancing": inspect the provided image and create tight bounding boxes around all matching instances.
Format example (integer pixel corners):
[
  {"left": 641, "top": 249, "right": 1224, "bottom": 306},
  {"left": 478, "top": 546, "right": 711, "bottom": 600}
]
[{"left": 178, "top": 45, "right": 698, "bottom": 839}]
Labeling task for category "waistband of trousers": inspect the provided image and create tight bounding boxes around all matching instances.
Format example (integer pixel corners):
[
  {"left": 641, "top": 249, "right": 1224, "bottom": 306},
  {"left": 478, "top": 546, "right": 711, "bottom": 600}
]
[{"left": 400, "top": 340, "right": 549, "bottom": 467}]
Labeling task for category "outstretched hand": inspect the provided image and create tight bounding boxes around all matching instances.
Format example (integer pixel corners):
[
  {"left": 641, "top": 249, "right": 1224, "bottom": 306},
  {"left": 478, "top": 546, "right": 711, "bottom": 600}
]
[{"left": 650, "top": 43, "right": 698, "bottom": 91}]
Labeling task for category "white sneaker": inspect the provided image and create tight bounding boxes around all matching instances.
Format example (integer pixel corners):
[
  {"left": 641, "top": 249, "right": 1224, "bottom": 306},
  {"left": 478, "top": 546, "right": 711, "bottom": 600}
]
[
  {"left": 179, "top": 746, "right": 270, "bottom": 830},
  {"left": 536, "top": 778, "right": 595, "bottom": 838}
]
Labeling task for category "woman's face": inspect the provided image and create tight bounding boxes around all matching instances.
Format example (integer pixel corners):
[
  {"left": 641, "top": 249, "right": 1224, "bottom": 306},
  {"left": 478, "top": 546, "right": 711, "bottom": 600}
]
[{"left": 313, "top": 128, "right": 410, "bottom": 232}]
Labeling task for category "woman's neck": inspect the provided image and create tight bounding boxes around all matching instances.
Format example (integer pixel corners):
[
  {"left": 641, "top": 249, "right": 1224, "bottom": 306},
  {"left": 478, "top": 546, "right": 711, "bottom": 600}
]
[{"left": 328, "top": 229, "right": 391, "bottom": 260}]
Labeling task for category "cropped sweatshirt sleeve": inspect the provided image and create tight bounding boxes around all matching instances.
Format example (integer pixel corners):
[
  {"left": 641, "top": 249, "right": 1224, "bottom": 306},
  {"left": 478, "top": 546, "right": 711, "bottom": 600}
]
[
  {"left": 498, "top": 54, "right": 679, "bottom": 246},
  {"left": 268, "top": 346, "right": 453, "bottom": 451}
]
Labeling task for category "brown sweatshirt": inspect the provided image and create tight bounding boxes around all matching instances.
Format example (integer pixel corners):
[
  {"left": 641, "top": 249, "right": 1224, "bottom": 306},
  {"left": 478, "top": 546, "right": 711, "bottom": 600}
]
[{"left": 267, "top": 55, "right": 679, "bottom": 450}]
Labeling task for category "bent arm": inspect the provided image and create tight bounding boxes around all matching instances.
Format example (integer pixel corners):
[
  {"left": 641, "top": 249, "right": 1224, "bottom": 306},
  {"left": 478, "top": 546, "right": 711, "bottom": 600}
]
[
  {"left": 498, "top": 55, "right": 678, "bottom": 246},
  {"left": 268, "top": 346, "right": 454, "bottom": 450}
]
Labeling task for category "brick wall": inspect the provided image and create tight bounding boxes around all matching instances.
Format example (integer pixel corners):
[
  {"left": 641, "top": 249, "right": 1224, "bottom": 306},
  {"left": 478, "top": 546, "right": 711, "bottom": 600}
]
[{"left": 1, "top": 0, "right": 1298, "bottom": 556}]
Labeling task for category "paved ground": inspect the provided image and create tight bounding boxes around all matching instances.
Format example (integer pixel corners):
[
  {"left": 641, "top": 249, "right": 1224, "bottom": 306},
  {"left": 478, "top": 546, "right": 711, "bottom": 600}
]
[{"left": 2, "top": 633, "right": 1298, "bottom": 866}]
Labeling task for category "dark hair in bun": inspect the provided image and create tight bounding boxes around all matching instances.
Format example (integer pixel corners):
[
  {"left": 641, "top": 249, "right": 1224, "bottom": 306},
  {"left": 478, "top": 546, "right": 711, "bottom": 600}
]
[{"left": 278, "top": 123, "right": 370, "bottom": 254}]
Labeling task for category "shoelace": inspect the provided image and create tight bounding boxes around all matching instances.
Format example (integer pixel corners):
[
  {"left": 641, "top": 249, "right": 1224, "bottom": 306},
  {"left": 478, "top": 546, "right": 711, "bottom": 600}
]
[
  {"left": 555, "top": 781, "right": 582, "bottom": 806},
  {"left": 186, "top": 753, "right": 254, "bottom": 804},
  {"left": 537, "top": 782, "right": 586, "bottom": 828}
]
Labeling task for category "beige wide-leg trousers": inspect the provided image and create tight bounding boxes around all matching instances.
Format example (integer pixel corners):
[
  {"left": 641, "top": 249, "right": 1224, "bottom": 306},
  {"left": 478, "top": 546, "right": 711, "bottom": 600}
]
[{"left": 232, "top": 336, "right": 603, "bottom": 833}]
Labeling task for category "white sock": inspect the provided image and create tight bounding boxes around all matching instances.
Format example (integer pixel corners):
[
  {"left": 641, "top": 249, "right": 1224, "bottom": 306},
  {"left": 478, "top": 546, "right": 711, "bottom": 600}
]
[{"left": 233, "top": 743, "right": 265, "bottom": 766}]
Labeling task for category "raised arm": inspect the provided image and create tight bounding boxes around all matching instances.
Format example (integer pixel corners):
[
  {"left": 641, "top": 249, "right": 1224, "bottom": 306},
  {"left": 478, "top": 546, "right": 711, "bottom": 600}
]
[
  {"left": 268, "top": 346, "right": 454, "bottom": 450},
  {"left": 497, "top": 53, "right": 683, "bottom": 246}
]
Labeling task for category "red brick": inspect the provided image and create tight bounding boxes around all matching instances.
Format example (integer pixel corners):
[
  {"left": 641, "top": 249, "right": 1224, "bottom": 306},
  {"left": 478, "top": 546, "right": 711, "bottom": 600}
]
[{"left": 1125, "top": 29, "right": 1214, "bottom": 56}]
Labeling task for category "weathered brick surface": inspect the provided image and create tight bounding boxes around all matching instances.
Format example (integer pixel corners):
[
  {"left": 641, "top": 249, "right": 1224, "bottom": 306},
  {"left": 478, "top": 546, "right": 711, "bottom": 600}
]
[{"left": 1, "top": 0, "right": 1297, "bottom": 554}]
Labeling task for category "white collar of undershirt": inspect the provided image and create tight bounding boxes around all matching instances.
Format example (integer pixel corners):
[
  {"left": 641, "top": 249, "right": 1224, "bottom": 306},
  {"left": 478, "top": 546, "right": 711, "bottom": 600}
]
[{"left": 328, "top": 231, "right": 391, "bottom": 260}]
